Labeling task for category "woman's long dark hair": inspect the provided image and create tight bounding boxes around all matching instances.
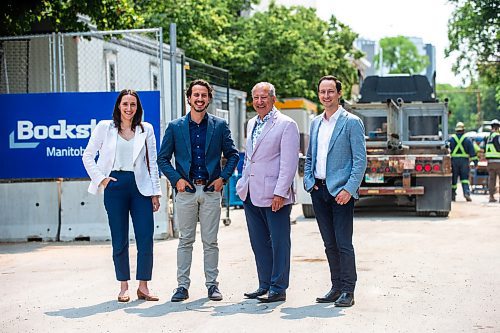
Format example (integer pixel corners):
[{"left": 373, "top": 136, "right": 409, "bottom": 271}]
[{"left": 112, "top": 89, "right": 144, "bottom": 133}]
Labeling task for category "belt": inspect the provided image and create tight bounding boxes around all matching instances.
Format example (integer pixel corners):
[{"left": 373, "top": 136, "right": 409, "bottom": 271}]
[
  {"left": 192, "top": 179, "right": 207, "bottom": 185},
  {"left": 315, "top": 178, "right": 326, "bottom": 185}
]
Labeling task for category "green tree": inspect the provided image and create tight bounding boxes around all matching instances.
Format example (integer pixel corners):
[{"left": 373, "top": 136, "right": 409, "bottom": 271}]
[
  {"left": 0, "top": 0, "right": 143, "bottom": 35},
  {"left": 437, "top": 79, "right": 498, "bottom": 131},
  {"left": 446, "top": 0, "right": 499, "bottom": 86},
  {"left": 374, "top": 36, "right": 429, "bottom": 74},
  {"left": 141, "top": 1, "right": 361, "bottom": 104},
  {"left": 476, "top": 79, "right": 499, "bottom": 123},
  {"left": 220, "top": 4, "right": 362, "bottom": 103},
  {"left": 437, "top": 84, "right": 478, "bottom": 131},
  {"left": 139, "top": 0, "right": 256, "bottom": 64}
]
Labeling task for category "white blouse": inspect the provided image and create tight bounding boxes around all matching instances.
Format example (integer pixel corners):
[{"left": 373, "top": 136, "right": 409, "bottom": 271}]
[{"left": 112, "top": 134, "right": 134, "bottom": 171}]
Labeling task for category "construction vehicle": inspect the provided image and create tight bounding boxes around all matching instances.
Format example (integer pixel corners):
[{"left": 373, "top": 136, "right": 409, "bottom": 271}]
[
  {"left": 275, "top": 98, "right": 317, "bottom": 218},
  {"left": 346, "top": 75, "right": 452, "bottom": 216}
]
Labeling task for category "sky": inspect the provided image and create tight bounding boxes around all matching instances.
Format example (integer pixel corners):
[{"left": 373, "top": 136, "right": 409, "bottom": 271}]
[{"left": 315, "top": 0, "right": 462, "bottom": 86}]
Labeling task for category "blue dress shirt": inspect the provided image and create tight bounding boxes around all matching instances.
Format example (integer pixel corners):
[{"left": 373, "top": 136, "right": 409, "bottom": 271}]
[{"left": 189, "top": 113, "right": 209, "bottom": 180}]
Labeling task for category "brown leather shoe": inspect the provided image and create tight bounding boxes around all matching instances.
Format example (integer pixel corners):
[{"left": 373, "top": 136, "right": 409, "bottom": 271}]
[
  {"left": 137, "top": 289, "right": 159, "bottom": 301},
  {"left": 117, "top": 291, "right": 130, "bottom": 302}
]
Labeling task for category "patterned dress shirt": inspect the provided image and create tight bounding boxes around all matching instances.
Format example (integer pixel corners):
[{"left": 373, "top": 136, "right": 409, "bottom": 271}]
[{"left": 252, "top": 107, "right": 276, "bottom": 150}]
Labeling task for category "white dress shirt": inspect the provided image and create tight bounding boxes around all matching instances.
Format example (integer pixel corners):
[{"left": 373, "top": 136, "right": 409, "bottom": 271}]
[{"left": 314, "top": 108, "right": 341, "bottom": 179}]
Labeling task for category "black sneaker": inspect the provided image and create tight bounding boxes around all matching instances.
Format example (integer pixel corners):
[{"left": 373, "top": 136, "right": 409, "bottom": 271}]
[
  {"left": 208, "top": 285, "right": 223, "bottom": 301},
  {"left": 171, "top": 287, "right": 189, "bottom": 302}
]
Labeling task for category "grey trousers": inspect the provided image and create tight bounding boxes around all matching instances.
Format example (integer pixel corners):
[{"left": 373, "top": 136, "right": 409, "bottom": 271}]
[{"left": 175, "top": 185, "right": 221, "bottom": 289}]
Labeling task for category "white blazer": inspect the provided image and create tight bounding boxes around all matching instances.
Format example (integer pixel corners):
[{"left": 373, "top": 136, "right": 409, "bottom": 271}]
[{"left": 82, "top": 120, "right": 162, "bottom": 196}]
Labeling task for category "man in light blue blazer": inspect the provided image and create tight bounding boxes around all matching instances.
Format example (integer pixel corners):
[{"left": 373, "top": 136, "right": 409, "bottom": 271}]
[
  {"left": 236, "top": 82, "right": 300, "bottom": 303},
  {"left": 157, "top": 79, "right": 239, "bottom": 302},
  {"left": 304, "top": 75, "right": 367, "bottom": 307}
]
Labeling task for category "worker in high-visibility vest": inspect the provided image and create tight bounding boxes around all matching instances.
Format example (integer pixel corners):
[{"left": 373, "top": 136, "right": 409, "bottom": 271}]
[
  {"left": 485, "top": 119, "right": 500, "bottom": 203},
  {"left": 473, "top": 139, "right": 482, "bottom": 156},
  {"left": 449, "top": 122, "right": 477, "bottom": 202}
]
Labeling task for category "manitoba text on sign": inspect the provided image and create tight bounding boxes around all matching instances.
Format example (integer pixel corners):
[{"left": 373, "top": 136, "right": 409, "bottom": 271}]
[{"left": 0, "top": 91, "right": 160, "bottom": 179}]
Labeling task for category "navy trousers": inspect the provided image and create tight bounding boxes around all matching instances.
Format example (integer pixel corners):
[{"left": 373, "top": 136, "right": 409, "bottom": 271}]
[
  {"left": 451, "top": 157, "right": 471, "bottom": 197},
  {"left": 243, "top": 196, "right": 292, "bottom": 294},
  {"left": 104, "top": 171, "right": 154, "bottom": 281},
  {"left": 311, "top": 183, "right": 357, "bottom": 293}
]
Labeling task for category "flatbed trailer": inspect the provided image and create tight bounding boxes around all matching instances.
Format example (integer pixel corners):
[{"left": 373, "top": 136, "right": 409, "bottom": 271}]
[{"left": 347, "top": 75, "right": 452, "bottom": 216}]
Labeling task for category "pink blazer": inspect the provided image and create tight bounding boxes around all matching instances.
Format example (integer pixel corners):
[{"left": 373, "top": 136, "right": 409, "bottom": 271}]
[{"left": 236, "top": 109, "right": 300, "bottom": 207}]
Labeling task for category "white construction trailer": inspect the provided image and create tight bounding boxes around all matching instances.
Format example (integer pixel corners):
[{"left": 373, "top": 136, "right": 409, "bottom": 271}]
[{"left": 0, "top": 28, "right": 247, "bottom": 241}]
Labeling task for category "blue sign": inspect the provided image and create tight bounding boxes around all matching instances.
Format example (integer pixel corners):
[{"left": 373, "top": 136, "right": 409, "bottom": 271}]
[{"left": 0, "top": 91, "right": 161, "bottom": 179}]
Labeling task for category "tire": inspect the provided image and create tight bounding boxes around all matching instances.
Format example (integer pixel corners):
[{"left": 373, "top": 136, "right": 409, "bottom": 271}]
[
  {"left": 435, "top": 211, "right": 449, "bottom": 217},
  {"left": 416, "top": 211, "right": 449, "bottom": 217},
  {"left": 302, "top": 204, "right": 315, "bottom": 218},
  {"left": 416, "top": 211, "right": 430, "bottom": 217}
]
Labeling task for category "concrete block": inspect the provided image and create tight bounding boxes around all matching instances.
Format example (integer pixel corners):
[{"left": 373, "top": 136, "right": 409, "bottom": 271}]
[
  {"left": 0, "top": 182, "right": 59, "bottom": 241},
  {"left": 59, "top": 180, "right": 170, "bottom": 241}
]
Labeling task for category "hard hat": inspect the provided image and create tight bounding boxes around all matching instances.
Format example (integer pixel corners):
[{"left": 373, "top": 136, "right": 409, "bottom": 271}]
[
  {"left": 455, "top": 122, "right": 465, "bottom": 131},
  {"left": 491, "top": 119, "right": 500, "bottom": 127}
]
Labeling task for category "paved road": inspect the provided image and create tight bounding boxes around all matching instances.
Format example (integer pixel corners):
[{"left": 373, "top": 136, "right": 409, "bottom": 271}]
[{"left": 1, "top": 192, "right": 499, "bottom": 332}]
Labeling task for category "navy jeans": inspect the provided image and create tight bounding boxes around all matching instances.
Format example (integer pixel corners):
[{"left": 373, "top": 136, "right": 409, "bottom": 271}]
[
  {"left": 311, "top": 183, "right": 357, "bottom": 293},
  {"left": 243, "top": 196, "right": 292, "bottom": 294},
  {"left": 104, "top": 171, "right": 154, "bottom": 281}
]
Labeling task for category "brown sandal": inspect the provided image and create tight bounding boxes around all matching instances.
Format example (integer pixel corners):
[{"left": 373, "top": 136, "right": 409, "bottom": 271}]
[
  {"left": 117, "top": 291, "right": 130, "bottom": 302},
  {"left": 137, "top": 289, "right": 159, "bottom": 301}
]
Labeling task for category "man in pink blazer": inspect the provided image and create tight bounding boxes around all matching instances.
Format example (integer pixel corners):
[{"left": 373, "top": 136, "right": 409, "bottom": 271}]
[{"left": 236, "top": 82, "right": 300, "bottom": 303}]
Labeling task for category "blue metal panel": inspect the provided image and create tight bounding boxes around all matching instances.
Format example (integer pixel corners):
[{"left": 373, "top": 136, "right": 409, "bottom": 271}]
[{"left": 0, "top": 91, "right": 160, "bottom": 179}]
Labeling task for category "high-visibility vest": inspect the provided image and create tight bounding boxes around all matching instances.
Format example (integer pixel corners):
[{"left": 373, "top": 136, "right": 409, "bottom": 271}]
[
  {"left": 485, "top": 132, "right": 500, "bottom": 159},
  {"left": 473, "top": 141, "right": 480, "bottom": 153},
  {"left": 471, "top": 141, "right": 480, "bottom": 161},
  {"left": 450, "top": 134, "right": 469, "bottom": 158}
]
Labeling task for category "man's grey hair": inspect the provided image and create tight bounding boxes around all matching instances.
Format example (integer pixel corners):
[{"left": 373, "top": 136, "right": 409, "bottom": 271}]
[{"left": 252, "top": 82, "right": 276, "bottom": 97}]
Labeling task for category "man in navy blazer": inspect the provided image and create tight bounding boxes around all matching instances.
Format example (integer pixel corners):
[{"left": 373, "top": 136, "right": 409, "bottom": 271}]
[
  {"left": 157, "top": 79, "right": 239, "bottom": 302},
  {"left": 304, "top": 75, "right": 367, "bottom": 307}
]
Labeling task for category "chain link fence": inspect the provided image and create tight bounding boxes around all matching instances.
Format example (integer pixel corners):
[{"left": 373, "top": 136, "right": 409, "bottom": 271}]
[
  {"left": 0, "top": 34, "right": 53, "bottom": 94},
  {"left": 0, "top": 28, "right": 174, "bottom": 241},
  {"left": 0, "top": 26, "right": 245, "bottom": 239},
  {"left": 1, "top": 29, "right": 164, "bottom": 97}
]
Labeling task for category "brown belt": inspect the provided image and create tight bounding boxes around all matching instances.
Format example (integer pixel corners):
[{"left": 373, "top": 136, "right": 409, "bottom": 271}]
[{"left": 192, "top": 179, "right": 207, "bottom": 185}]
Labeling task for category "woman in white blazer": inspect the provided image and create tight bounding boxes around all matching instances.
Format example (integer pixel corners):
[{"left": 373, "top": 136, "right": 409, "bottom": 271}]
[{"left": 82, "top": 89, "right": 162, "bottom": 302}]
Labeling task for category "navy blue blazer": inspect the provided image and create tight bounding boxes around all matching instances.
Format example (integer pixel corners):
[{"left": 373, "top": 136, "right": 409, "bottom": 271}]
[{"left": 157, "top": 112, "right": 239, "bottom": 190}]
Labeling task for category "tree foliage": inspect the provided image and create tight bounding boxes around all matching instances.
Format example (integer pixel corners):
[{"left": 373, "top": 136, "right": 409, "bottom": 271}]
[
  {"left": 141, "top": 1, "right": 361, "bottom": 102},
  {"left": 1, "top": 0, "right": 363, "bottom": 105},
  {"left": 0, "top": 0, "right": 143, "bottom": 35},
  {"left": 220, "top": 4, "right": 361, "bottom": 102},
  {"left": 138, "top": 0, "right": 255, "bottom": 64},
  {"left": 446, "top": 0, "right": 499, "bottom": 86},
  {"left": 437, "top": 79, "right": 499, "bottom": 131},
  {"left": 374, "top": 36, "right": 429, "bottom": 74}
]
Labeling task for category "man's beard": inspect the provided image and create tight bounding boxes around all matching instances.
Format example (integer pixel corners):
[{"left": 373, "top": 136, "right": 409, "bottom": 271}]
[{"left": 193, "top": 103, "right": 209, "bottom": 113}]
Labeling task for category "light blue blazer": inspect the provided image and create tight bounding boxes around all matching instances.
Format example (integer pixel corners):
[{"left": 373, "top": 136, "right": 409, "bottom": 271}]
[{"left": 303, "top": 107, "right": 367, "bottom": 199}]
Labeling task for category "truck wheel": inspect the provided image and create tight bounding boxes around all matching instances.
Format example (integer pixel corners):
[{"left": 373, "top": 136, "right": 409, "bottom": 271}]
[
  {"left": 416, "top": 211, "right": 431, "bottom": 217},
  {"left": 416, "top": 211, "right": 449, "bottom": 217},
  {"left": 435, "top": 211, "right": 449, "bottom": 217},
  {"left": 302, "top": 204, "right": 315, "bottom": 218}
]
